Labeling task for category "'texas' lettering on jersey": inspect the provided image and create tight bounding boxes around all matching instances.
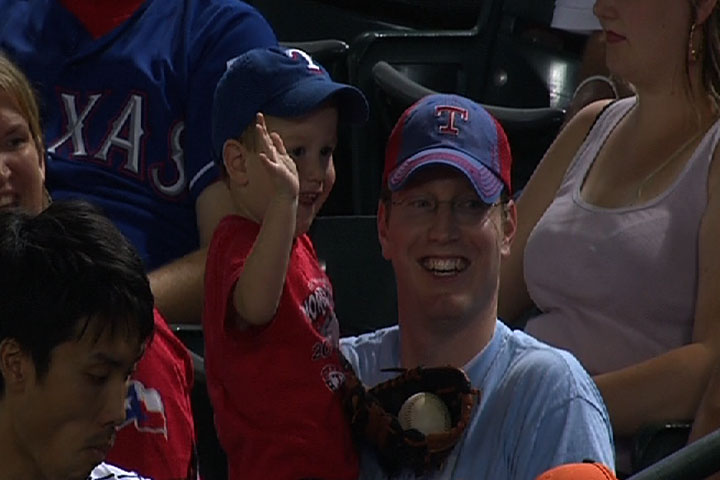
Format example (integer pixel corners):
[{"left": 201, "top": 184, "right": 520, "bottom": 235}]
[{"left": 48, "top": 92, "right": 187, "bottom": 198}]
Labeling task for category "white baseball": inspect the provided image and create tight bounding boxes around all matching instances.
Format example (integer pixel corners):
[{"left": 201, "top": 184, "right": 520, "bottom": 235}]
[{"left": 398, "top": 392, "right": 452, "bottom": 435}]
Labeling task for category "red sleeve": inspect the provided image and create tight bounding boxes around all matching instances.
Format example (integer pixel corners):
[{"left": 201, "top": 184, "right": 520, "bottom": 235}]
[{"left": 106, "top": 309, "right": 196, "bottom": 480}]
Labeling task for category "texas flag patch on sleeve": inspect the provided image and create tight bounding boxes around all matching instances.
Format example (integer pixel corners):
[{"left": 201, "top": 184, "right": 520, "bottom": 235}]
[{"left": 120, "top": 380, "right": 168, "bottom": 438}]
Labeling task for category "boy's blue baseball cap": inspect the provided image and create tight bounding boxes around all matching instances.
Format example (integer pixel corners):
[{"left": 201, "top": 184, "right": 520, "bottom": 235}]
[
  {"left": 383, "top": 93, "right": 512, "bottom": 203},
  {"left": 212, "top": 46, "right": 369, "bottom": 163}
]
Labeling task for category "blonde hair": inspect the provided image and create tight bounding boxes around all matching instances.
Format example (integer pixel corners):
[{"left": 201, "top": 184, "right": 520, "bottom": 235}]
[{"left": 0, "top": 53, "right": 44, "bottom": 158}]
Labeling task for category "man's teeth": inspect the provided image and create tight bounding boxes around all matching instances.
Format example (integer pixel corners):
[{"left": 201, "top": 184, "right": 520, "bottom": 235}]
[{"left": 422, "top": 258, "right": 468, "bottom": 275}]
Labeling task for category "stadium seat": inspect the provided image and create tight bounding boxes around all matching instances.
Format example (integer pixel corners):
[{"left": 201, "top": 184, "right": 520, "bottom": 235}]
[
  {"left": 626, "top": 426, "right": 720, "bottom": 480},
  {"left": 482, "top": 0, "right": 585, "bottom": 109},
  {"left": 190, "top": 352, "right": 228, "bottom": 480},
  {"left": 248, "top": 0, "right": 497, "bottom": 44},
  {"left": 344, "top": 3, "right": 501, "bottom": 214},
  {"left": 343, "top": 0, "right": 577, "bottom": 213},
  {"left": 631, "top": 422, "right": 692, "bottom": 474},
  {"left": 247, "top": 0, "right": 413, "bottom": 44},
  {"left": 309, "top": 215, "right": 397, "bottom": 336},
  {"left": 171, "top": 324, "right": 204, "bottom": 357}
]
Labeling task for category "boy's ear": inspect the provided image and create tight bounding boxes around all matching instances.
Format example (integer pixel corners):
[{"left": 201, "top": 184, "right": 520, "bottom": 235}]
[
  {"left": 223, "top": 139, "right": 250, "bottom": 186},
  {"left": 0, "top": 338, "right": 33, "bottom": 394}
]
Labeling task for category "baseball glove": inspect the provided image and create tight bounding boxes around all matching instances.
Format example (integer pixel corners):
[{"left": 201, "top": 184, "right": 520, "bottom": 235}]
[{"left": 341, "top": 362, "right": 479, "bottom": 476}]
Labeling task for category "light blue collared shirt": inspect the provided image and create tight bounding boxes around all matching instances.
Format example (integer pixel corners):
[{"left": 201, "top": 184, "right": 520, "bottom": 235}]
[{"left": 340, "top": 320, "right": 615, "bottom": 480}]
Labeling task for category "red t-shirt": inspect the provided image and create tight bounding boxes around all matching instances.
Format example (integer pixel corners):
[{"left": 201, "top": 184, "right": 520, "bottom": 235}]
[
  {"left": 203, "top": 216, "right": 358, "bottom": 480},
  {"left": 106, "top": 308, "right": 197, "bottom": 480}
]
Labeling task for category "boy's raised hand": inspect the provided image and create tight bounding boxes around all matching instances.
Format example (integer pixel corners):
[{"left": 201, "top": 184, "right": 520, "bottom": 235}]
[{"left": 255, "top": 112, "right": 299, "bottom": 202}]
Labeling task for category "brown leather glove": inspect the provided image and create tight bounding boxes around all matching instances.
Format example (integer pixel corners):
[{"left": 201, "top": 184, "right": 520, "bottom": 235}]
[{"left": 341, "top": 361, "right": 479, "bottom": 476}]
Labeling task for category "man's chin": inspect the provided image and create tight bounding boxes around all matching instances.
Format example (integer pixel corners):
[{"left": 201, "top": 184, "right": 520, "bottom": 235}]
[
  {"left": 65, "top": 455, "right": 104, "bottom": 480},
  {"left": 63, "top": 466, "right": 98, "bottom": 480},
  {"left": 424, "top": 301, "right": 472, "bottom": 325}
]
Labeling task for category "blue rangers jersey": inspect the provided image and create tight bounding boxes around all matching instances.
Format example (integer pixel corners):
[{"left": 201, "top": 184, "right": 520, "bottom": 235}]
[{"left": 0, "top": 0, "right": 277, "bottom": 270}]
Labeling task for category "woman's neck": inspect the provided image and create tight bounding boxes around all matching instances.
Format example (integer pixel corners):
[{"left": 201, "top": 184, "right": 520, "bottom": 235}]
[
  {"left": 631, "top": 60, "right": 717, "bottom": 132},
  {"left": 630, "top": 85, "right": 715, "bottom": 142}
]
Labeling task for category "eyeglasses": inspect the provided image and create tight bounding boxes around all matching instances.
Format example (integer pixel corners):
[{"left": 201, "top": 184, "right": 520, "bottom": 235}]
[{"left": 391, "top": 194, "right": 500, "bottom": 225}]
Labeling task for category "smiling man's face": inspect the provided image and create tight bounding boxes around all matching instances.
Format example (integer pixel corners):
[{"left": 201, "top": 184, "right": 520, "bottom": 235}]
[{"left": 379, "top": 166, "right": 515, "bottom": 328}]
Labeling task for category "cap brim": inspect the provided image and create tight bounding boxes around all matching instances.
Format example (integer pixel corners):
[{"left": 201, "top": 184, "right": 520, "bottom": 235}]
[
  {"left": 387, "top": 148, "right": 505, "bottom": 204},
  {"left": 264, "top": 76, "right": 369, "bottom": 125}
]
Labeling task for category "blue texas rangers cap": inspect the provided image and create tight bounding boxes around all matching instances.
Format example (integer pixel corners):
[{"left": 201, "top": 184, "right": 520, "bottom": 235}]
[
  {"left": 212, "top": 46, "right": 369, "bottom": 163},
  {"left": 382, "top": 93, "right": 512, "bottom": 203}
]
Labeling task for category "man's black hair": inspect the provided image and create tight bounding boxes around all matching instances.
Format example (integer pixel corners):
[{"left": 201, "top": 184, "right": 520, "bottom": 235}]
[{"left": 0, "top": 200, "right": 154, "bottom": 394}]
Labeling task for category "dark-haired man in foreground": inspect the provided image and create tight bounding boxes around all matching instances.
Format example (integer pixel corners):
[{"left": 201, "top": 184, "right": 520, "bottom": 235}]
[{"left": 0, "top": 201, "right": 154, "bottom": 480}]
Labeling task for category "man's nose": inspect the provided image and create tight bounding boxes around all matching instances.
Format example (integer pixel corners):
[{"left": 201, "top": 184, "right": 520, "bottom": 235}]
[
  {"left": 427, "top": 202, "right": 461, "bottom": 242},
  {"left": 100, "top": 379, "right": 129, "bottom": 428}
]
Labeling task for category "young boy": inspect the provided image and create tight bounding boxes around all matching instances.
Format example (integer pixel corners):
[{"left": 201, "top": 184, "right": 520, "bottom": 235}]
[{"left": 203, "top": 46, "right": 368, "bottom": 480}]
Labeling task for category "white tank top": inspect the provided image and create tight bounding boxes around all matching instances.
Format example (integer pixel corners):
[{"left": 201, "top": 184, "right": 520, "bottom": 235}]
[{"left": 524, "top": 97, "right": 720, "bottom": 375}]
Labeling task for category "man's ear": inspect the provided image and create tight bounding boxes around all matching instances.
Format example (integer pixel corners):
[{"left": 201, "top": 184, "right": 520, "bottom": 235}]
[
  {"left": 377, "top": 201, "right": 392, "bottom": 261},
  {"left": 0, "top": 338, "right": 32, "bottom": 393},
  {"left": 500, "top": 200, "right": 518, "bottom": 257},
  {"left": 223, "top": 139, "right": 250, "bottom": 186}
]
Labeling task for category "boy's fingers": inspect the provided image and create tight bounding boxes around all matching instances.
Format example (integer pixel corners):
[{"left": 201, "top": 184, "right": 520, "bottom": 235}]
[
  {"left": 255, "top": 124, "right": 276, "bottom": 161},
  {"left": 257, "top": 153, "right": 276, "bottom": 172},
  {"left": 257, "top": 113, "right": 276, "bottom": 156},
  {"left": 255, "top": 113, "right": 268, "bottom": 142},
  {"left": 256, "top": 112, "right": 267, "bottom": 129},
  {"left": 255, "top": 113, "right": 295, "bottom": 176},
  {"left": 269, "top": 132, "right": 287, "bottom": 155}
]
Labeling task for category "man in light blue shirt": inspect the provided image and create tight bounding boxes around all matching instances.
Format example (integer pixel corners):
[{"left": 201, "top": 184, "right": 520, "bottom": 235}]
[{"left": 340, "top": 93, "right": 614, "bottom": 480}]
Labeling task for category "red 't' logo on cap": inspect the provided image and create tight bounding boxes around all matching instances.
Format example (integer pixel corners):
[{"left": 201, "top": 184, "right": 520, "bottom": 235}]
[{"left": 435, "top": 105, "right": 468, "bottom": 135}]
